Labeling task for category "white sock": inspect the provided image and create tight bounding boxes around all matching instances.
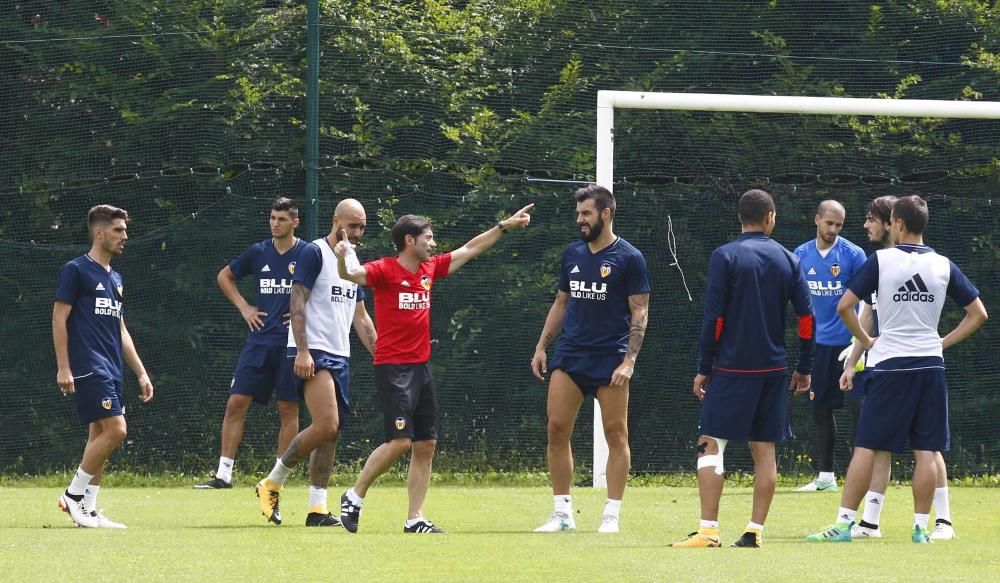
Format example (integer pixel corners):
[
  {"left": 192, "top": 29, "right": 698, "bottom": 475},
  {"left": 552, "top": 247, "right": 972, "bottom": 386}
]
[
  {"left": 699, "top": 519, "right": 719, "bottom": 529},
  {"left": 308, "top": 486, "right": 328, "bottom": 513},
  {"left": 216, "top": 457, "right": 235, "bottom": 483},
  {"left": 818, "top": 471, "right": 835, "bottom": 484},
  {"left": 933, "top": 487, "right": 951, "bottom": 523},
  {"left": 267, "top": 458, "right": 292, "bottom": 486},
  {"left": 346, "top": 487, "right": 364, "bottom": 507},
  {"left": 836, "top": 506, "right": 857, "bottom": 525},
  {"left": 914, "top": 513, "right": 930, "bottom": 530},
  {"left": 603, "top": 499, "right": 622, "bottom": 519},
  {"left": 404, "top": 517, "right": 425, "bottom": 527},
  {"left": 554, "top": 495, "right": 572, "bottom": 516},
  {"left": 746, "top": 521, "right": 764, "bottom": 532},
  {"left": 83, "top": 485, "right": 100, "bottom": 513},
  {"left": 861, "top": 491, "right": 885, "bottom": 526},
  {"left": 67, "top": 467, "right": 95, "bottom": 496}
]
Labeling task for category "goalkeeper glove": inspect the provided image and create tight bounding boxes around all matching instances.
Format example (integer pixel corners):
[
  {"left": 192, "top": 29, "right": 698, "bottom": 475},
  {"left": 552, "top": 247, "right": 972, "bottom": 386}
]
[{"left": 838, "top": 340, "right": 866, "bottom": 372}]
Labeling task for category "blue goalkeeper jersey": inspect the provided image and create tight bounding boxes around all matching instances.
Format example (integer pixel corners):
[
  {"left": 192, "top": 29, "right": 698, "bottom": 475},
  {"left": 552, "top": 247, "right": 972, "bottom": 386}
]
[
  {"left": 793, "top": 236, "right": 867, "bottom": 346},
  {"left": 554, "top": 237, "right": 650, "bottom": 356},
  {"left": 54, "top": 255, "right": 125, "bottom": 382},
  {"left": 228, "top": 238, "right": 309, "bottom": 346}
]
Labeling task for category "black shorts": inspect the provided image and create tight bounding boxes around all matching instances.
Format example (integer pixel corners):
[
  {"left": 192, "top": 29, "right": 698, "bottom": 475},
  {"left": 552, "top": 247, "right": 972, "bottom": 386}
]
[{"left": 375, "top": 363, "right": 438, "bottom": 443}]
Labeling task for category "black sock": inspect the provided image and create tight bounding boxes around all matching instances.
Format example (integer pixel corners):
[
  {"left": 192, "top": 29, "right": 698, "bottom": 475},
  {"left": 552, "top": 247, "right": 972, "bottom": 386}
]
[
  {"left": 814, "top": 407, "right": 837, "bottom": 473},
  {"left": 858, "top": 519, "right": 879, "bottom": 529}
]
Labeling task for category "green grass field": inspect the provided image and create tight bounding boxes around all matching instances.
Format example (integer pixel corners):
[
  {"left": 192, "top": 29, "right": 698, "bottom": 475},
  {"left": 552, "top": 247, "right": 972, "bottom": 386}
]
[{"left": 2, "top": 483, "right": 998, "bottom": 582}]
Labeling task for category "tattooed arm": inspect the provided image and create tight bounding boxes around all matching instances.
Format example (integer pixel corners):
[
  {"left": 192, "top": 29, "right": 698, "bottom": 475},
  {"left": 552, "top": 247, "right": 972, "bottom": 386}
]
[
  {"left": 352, "top": 300, "right": 377, "bottom": 357},
  {"left": 530, "top": 291, "right": 569, "bottom": 381},
  {"left": 291, "top": 282, "right": 315, "bottom": 379},
  {"left": 611, "top": 293, "right": 649, "bottom": 386}
]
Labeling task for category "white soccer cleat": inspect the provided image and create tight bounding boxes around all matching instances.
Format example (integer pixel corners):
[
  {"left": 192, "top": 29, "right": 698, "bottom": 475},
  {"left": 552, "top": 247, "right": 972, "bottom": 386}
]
[
  {"left": 850, "top": 523, "right": 882, "bottom": 538},
  {"left": 533, "top": 511, "right": 576, "bottom": 532},
  {"left": 58, "top": 493, "right": 99, "bottom": 528},
  {"left": 929, "top": 522, "right": 955, "bottom": 540},
  {"left": 597, "top": 514, "right": 619, "bottom": 533},
  {"left": 794, "top": 479, "right": 838, "bottom": 492},
  {"left": 93, "top": 510, "right": 127, "bottom": 529}
]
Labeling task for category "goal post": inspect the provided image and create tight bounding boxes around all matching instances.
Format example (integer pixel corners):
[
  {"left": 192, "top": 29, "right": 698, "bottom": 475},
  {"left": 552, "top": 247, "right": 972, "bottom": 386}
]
[{"left": 591, "top": 91, "right": 1000, "bottom": 488}]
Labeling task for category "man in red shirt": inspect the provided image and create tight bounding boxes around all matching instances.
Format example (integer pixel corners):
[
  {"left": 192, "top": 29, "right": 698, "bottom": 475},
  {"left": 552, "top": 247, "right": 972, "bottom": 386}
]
[{"left": 334, "top": 205, "right": 533, "bottom": 533}]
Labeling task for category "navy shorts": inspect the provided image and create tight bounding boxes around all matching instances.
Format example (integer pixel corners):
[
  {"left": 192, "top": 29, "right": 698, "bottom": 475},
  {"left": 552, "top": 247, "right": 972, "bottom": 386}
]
[
  {"left": 550, "top": 353, "right": 626, "bottom": 398},
  {"left": 808, "top": 344, "right": 850, "bottom": 409},
  {"left": 845, "top": 369, "right": 868, "bottom": 402},
  {"left": 375, "top": 363, "right": 437, "bottom": 443},
  {"left": 73, "top": 374, "right": 124, "bottom": 425},
  {"left": 855, "top": 368, "right": 949, "bottom": 453},
  {"left": 230, "top": 343, "right": 300, "bottom": 404},
  {"left": 699, "top": 374, "right": 791, "bottom": 442},
  {"left": 283, "top": 349, "right": 350, "bottom": 428}
]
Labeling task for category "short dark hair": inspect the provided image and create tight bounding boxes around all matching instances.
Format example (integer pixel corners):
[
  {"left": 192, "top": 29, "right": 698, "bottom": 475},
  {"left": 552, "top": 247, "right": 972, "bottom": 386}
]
[
  {"left": 271, "top": 197, "right": 299, "bottom": 219},
  {"left": 574, "top": 184, "right": 616, "bottom": 220},
  {"left": 738, "top": 189, "right": 775, "bottom": 225},
  {"left": 391, "top": 214, "right": 432, "bottom": 252},
  {"left": 87, "top": 205, "right": 128, "bottom": 233},
  {"left": 866, "top": 195, "right": 897, "bottom": 224},
  {"left": 891, "top": 195, "right": 929, "bottom": 235}
]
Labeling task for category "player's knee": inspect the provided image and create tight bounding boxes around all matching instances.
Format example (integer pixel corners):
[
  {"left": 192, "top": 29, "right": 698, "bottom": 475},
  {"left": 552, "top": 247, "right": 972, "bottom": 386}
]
[
  {"left": 387, "top": 437, "right": 413, "bottom": 456},
  {"left": 604, "top": 425, "right": 629, "bottom": 451},
  {"left": 224, "top": 395, "right": 252, "bottom": 418},
  {"left": 275, "top": 400, "right": 298, "bottom": 421},
  {"left": 411, "top": 439, "right": 436, "bottom": 457},
  {"left": 313, "top": 417, "right": 339, "bottom": 439},
  {"left": 696, "top": 436, "right": 727, "bottom": 476},
  {"left": 546, "top": 417, "right": 574, "bottom": 441}
]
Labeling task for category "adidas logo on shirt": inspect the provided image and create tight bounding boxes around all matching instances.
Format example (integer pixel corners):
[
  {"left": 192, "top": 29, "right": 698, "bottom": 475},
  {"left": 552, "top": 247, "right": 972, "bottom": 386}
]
[
  {"left": 261, "top": 265, "right": 271, "bottom": 272},
  {"left": 893, "top": 273, "right": 935, "bottom": 302},
  {"left": 401, "top": 280, "right": 410, "bottom": 287},
  {"left": 807, "top": 267, "right": 816, "bottom": 275},
  {"left": 570, "top": 265, "right": 580, "bottom": 274},
  {"left": 95, "top": 282, "right": 105, "bottom": 291}
]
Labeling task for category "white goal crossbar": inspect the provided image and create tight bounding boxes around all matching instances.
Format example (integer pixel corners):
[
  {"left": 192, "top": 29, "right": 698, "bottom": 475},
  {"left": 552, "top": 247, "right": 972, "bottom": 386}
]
[{"left": 591, "top": 91, "right": 1000, "bottom": 488}]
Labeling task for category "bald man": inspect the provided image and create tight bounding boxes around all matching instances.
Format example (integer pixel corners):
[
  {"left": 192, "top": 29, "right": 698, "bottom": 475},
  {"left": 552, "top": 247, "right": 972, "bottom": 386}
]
[
  {"left": 793, "top": 200, "right": 867, "bottom": 492},
  {"left": 255, "top": 199, "right": 377, "bottom": 527}
]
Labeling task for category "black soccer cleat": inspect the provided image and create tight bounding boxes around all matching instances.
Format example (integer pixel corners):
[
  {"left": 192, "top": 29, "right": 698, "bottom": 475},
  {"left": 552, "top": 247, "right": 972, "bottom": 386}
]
[
  {"left": 305, "top": 512, "right": 342, "bottom": 527},
  {"left": 731, "top": 530, "right": 762, "bottom": 548},
  {"left": 194, "top": 474, "right": 232, "bottom": 489},
  {"left": 403, "top": 519, "right": 446, "bottom": 534},
  {"left": 340, "top": 491, "right": 361, "bottom": 533}
]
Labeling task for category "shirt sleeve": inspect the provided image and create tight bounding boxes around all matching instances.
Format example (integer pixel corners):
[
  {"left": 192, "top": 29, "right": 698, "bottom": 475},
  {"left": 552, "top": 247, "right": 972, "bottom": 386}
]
[
  {"left": 228, "top": 244, "right": 257, "bottom": 278},
  {"left": 847, "top": 254, "right": 880, "bottom": 300},
  {"left": 54, "top": 262, "right": 81, "bottom": 304},
  {"left": 625, "top": 250, "right": 651, "bottom": 296},
  {"left": 433, "top": 252, "right": 452, "bottom": 279},
  {"left": 946, "top": 261, "right": 979, "bottom": 307},
  {"left": 291, "top": 244, "right": 323, "bottom": 290},
  {"left": 356, "top": 285, "right": 366, "bottom": 303},
  {"left": 697, "top": 249, "right": 730, "bottom": 374},
  {"left": 789, "top": 254, "right": 815, "bottom": 374},
  {"left": 364, "top": 258, "right": 386, "bottom": 288}
]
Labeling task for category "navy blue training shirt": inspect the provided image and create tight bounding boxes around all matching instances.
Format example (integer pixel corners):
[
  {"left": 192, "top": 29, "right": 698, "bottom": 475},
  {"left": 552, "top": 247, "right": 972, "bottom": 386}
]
[
  {"left": 228, "top": 238, "right": 309, "bottom": 346},
  {"left": 54, "top": 255, "right": 125, "bottom": 382}
]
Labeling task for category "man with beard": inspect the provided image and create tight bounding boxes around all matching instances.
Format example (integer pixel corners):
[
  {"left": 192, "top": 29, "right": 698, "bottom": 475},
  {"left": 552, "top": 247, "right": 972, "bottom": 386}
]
[
  {"left": 792, "top": 200, "right": 867, "bottom": 493},
  {"left": 530, "top": 185, "right": 650, "bottom": 534},
  {"left": 254, "top": 199, "right": 376, "bottom": 527},
  {"left": 671, "top": 189, "right": 814, "bottom": 548},
  {"left": 335, "top": 204, "right": 533, "bottom": 534}
]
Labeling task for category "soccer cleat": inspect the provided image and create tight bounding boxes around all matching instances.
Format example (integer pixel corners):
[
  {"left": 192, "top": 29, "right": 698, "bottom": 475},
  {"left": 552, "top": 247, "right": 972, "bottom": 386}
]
[
  {"left": 929, "top": 521, "right": 955, "bottom": 540},
  {"left": 795, "top": 479, "right": 838, "bottom": 492},
  {"left": 340, "top": 491, "right": 361, "bottom": 533},
  {"left": 912, "top": 525, "right": 932, "bottom": 544},
  {"left": 255, "top": 481, "right": 282, "bottom": 525},
  {"left": 731, "top": 530, "right": 762, "bottom": 548},
  {"left": 92, "top": 510, "right": 127, "bottom": 529},
  {"left": 597, "top": 514, "right": 619, "bottom": 533},
  {"left": 305, "top": 512, "right": 341, "bottom": 527},
  {"left": 194, "top": 474, "right": 232, "bottom": 489},
  {"left": 670, "top": 528, "right": 721, "bottom": 548},
  {"left": 806, "top": 522, "right": 853, "bottom": 542},
  {"left": 403, "top": 519, "right": 447, "bottom": 533},
  {"left": 850, "top": 523, "right": 882, "bottom": 539},
  {"left": 533, "top": 511, "right": 576, "bottom": 533},
  {"left": 58, "top": 492, "right": 99, "bottom": 528}
]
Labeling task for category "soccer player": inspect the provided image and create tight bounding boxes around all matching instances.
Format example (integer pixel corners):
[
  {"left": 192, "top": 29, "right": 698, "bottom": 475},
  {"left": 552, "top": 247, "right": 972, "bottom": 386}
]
[
  {"left": 530, "top": 185, "right": 650, "bottom": 534},
  {"left": 334, "top": 204, "right": 534, "bottom": 533},
  {"left": 54, "top": 205, "right": 154, "bottom": 528},
  {"left": 254, "top": 199, "right": 375, "bottom": 526},
  {"left": 839, "top": 195, "right": 957, "bottom": 540},
  {"left": 671, "top": 189, "right": 814, "bottom": 548},
  {"left": 196, "top": 197, "right": 307, "bottom": 489},
  {"left": 807, "top": 195, "right": 987, "bottom": 544},
  {"left": 792, "top": 201, "right": 866, "bottom": 492}
]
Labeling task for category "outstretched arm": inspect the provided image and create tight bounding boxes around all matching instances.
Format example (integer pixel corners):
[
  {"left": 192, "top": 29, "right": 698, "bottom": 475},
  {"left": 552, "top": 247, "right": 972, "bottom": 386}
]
[
  {"left": 530, "top": 290, "right": 568, "bottom": 381},
  {"left": 448, "top": 204, "right": 534, "bottom": 275},
  {"left": 334, "top": 232, "right": 368, "bottom": 286},
  {"left": 121, "top": 318, "right": 153, "bottom": 403}
]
